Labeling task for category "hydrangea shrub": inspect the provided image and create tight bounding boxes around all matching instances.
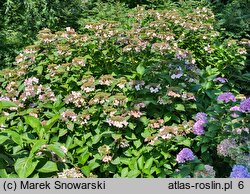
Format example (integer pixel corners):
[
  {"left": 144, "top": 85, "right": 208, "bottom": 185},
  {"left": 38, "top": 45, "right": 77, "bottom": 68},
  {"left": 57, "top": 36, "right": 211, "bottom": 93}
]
[{"left": 0, "top": 5, "right": 249, "bottom": 178}]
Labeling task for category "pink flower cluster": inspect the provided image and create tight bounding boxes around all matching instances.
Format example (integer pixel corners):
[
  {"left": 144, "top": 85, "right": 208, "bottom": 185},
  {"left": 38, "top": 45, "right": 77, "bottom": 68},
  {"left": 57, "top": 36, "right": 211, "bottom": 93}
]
[
  {"left": 61, "top": 110, "right": 77, "bottom": 122},
  {"left": 64, "top": 91, "right": 85, "bottom": 107},
  {"left": 20, "top": 77, "right": 43, "bottom": 101},
  {"left": 149, "top": 119, "right": 164, "bottom": 129},
  {"left": 106, "top": 116, "right": 128, "bottom": 128}
]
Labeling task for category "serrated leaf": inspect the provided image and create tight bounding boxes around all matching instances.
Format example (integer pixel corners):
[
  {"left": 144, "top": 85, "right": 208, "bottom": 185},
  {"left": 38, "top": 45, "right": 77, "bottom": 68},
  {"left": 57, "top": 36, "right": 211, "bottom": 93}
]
[
  {"left": 65, "top": 136, "right": 73, "bottom": 149},
  {"left": 14, "top": 157, "right": 38, "bottom": 178},
  {"left": 66, "top": 122, "right": 74, "bottom": 131},
  {"left": 37, "top": 161, "right": 58, "bottom": 173},
  {"left": 34, "top": 66, "right": 43, "bottom": 75}
]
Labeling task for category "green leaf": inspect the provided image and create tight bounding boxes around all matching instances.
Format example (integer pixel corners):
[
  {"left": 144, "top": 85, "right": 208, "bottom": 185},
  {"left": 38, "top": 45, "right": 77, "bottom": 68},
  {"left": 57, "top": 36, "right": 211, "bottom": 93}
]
[
  {"left": 59, "top": 128, "right": 68, "bottom": 137},
  {"left": 37, "top": 161, "right": 58, "bottom": 173},
  {"left": 24, "top": 116, "right": 41, "bottom": 129},
  {"left": 92, "top": 134, "right": 101, "bottom": 144},
  {"left": 8, "top": 131, "right": 22, "bottom": 145},
  {"left": 47, "top": 144, "right": 65, "bottom": 158},
  {"left": 201, "top": 144, "right": 209, "bottom": 153},
  {"left": 0, "top": 158, "right": 7, "bottom": 169},
  {"left": 0, "top": 169, "right": 8, "bottom": 178},
  {"left": 133, "top": 139, "right": 142, "bottom": 149},
  {"left": 0, "top": 100, "right": 17, "bottom": 109},
  {"left": 65, "top": 136, "right": 73, "bottom": 149},
  {"left": 194, "top": 164, "right": 205, "bottom": 171},
  {"left": 81, "top": 166, "right": 90, "bottom": 177},
  {"left": 127, "top": 169, "right": 141, "bottom": 178},
  {"left": 128, "top": 122, "right": 136, "bottom": 130},
  {"left": 144, "top": 158, "right": 153, "bottom": 169},
  {"left": 179, "top": 166, "right": 190, "bottom": 177},
  {"left": 66, "top": 122, "right": 74, "bottom": 131},
  {"left": 84, "top": 55, "right": 92, "bottom": 60},
  {"left": 111, "top": 157, "right": 120, "bottom": 165},
  {"left": 121, "top": 167, "right": 128, "bottom": 177},
  {"left": 34, "top": 66, "right": 43, "bottom": 75},
  {"left": 78, "top": 153, "right": 90, "bottom": 165},
  {"left": 175, "top": 104, "right": 185, "bottom": 111},
  {"left": 14, "top": 157, "right": 38, "bottom": 178},
  {"left": 136, "top": 64, "right": 145, "bottom": 76},
  {"left": 0, "top": 135, "right": 9, "bottom": 144},
  {"left": 178, "top": 139, "right": 191, "bottom": 147},
  {"left": 137, "top": 156, "right": 144, "bottom": 170},
  {"left": 164, "top": 115, "right": 171, "bottom": 122},
  {"left": 44, "top": 114, "right": 60, "bottom": 131},
  {"left": 88, "top": 160, "right": 100, "bottom": 170},
  {"left": 30, "top": 140, "right": 47, "bottom": 155},
  {"left": 139, "top": 116, "right": 149, "bottom": 126}
]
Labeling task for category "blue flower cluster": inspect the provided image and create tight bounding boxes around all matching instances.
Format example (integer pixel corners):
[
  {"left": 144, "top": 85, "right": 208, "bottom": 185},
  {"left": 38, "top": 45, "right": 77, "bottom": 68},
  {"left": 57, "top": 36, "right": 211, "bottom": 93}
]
[{"left": 230, "top": 165, "right": 250, "bottom": 178}]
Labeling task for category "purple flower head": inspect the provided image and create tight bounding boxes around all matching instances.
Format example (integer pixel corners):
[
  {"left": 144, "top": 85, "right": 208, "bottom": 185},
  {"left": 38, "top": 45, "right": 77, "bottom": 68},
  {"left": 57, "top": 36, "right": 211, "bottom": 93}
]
[
  {"left": 176, "top": 148, "right": 195, "bottom": 163},
  {"left": 230, "top": 106, "right": 241, "bottom": 112},
  {"left": 193, "top": 112, "right": 207, "bottom": 135},
  {"left": 193, "top": 120, "right": 205, "bottom": 135},
  {"left": 230, "top": 165, "right": 250, "bottom": 178},
  {"left": 213, "top": 77, "right": 228, "bottom": 83},
  {"left": 240, "top": 98, "right": 250, "bottom": 112},
  {"left": 195, "top": 112, "right": 207, "bottom": 123},
  {"left": 217, "top": 92, "right": 236, "bottom": 103}
]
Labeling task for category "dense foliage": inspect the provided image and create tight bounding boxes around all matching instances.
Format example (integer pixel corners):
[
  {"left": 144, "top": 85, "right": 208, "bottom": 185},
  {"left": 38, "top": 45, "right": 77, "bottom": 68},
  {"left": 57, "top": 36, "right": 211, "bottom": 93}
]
[
  {"left": 0, "top": 0, "right": 249, "bottom": 178},
  {"left": 0, "top": 0, "right": 85, "bottom": 68}
]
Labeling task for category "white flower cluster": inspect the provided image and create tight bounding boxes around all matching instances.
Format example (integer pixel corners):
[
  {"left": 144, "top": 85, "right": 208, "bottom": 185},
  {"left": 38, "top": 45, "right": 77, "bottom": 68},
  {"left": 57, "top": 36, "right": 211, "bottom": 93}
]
[
  {"left": 170, "top": 66, "right": 183, "bottom": 79},
  {"left": 57, "top": 168, "right": 84, "bottom": 178},
  {"left": 106, "top": 116, "right": 128, "bottom": 128}
]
